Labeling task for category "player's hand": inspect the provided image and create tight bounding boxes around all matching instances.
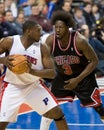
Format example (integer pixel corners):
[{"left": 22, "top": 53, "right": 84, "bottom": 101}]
[
  {"left": 64, "top": 78, "right": 79, "bottom": 90},
  {"left": 3, "top": 55, "right": 14, "bottom": 69}
]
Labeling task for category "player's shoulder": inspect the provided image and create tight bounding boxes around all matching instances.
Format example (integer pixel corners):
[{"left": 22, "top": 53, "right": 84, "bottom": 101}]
[
  {"left": 0, "top": 36, "right": 13, "bottom": 43},
  {"left": 45, "top": 33, "right": 54, "bottom": 42},
  {"left": 41, "top": 43, "right": 51, "bottom": 57},
  {"left": 75, "top": 30, "right": 87, "bottom": 43},
  {"left": 0, "top": 36, "right": 15, "bottom": 53},
  {"left": 41, "top": 42, "right": 48, "bottom": 51},
  {"left": 75, "top": 31, "right": 90, "bottom": 51},
  {"left": 41, "top": 33, "right": 50, "bottom": 44},
  {"left": 41, "top": 33, "right": 54, "bottom": 47}
]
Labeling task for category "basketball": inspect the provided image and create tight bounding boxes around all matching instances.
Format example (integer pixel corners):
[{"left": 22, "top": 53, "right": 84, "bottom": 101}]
[{"left": 9, "top": 54, "right": 29, "bottom": 74}]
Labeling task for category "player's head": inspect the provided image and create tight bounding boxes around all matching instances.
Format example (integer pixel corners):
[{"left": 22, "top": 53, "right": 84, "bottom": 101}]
[
  {"left": 51, "top": 10, "right": 76, "bottom": 39},
  {"left": 23, "top": 20, "right": 42, "bottom": 42},
  {"left": 51, "top": 10, "right": 76, "bottom": 28}
]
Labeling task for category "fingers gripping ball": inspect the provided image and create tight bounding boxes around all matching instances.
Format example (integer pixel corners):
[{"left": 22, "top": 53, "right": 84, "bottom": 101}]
[{"left": 9, "top": 55, "right": 29, "bottom": 74}]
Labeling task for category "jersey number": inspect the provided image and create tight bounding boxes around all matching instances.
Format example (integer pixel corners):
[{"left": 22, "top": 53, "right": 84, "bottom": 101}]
[{"left": 62, "top": 64, "right": 72, "bottom": 75}]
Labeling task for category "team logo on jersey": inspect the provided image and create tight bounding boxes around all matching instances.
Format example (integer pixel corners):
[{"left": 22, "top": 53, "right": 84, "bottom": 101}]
[
  {"left": 43, "top": 97, "right": 49, "bottom": 105},
  {"left": 26, "top": 55, "right": 37, "bottom": 65},
  {"left": 55, "top": 55, "right": 80, "bottom": 65}
]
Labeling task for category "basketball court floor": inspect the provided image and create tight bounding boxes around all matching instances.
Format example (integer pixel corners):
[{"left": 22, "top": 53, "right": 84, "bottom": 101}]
[{"left": 4, "top": 77, "right": 104, "bottom": 130}]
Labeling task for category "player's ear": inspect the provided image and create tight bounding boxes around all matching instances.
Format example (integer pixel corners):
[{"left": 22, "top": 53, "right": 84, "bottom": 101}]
[{"left": 26, "top": 29, "right": 31, "bottom": 35}]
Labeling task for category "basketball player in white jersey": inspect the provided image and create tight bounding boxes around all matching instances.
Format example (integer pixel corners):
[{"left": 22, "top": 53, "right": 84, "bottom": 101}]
[{"left": 0, "top": 20, "right": 68, "bottom": 130}]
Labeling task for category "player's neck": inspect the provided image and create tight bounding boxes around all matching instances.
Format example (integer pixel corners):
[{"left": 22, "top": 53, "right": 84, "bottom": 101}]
[
  {"left": 58, "top": 32, "right": 70, "bottom": 48},
  {"left": 20, "top": 36, "right": 34, "bottom": 49}
]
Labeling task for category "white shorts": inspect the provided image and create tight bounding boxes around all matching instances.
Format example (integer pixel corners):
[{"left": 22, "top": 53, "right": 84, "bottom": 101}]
[{"left": 0, "top": 80, "right": 58, "bottom": 122}]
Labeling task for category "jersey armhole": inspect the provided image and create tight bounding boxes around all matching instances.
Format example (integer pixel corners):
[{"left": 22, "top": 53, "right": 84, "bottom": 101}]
[{"left": 74, "top": 31, "right": 83, "bottom": 56}]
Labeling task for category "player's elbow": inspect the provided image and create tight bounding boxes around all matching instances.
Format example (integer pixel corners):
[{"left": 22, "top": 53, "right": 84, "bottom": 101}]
[
  {"left": 92, "top": 57, "right": 99, "bottom": 68},
  {"left": 50, "top": 70, "right": 57, "bottom": 79}
]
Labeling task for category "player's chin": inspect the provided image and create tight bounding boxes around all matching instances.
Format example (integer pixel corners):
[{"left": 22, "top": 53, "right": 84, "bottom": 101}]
[
  {"left": 35, "top": 38, "right": 40, "bottom": 42},
  {"left": 56, "top": 35, "right": 61, "bottom": 39}
]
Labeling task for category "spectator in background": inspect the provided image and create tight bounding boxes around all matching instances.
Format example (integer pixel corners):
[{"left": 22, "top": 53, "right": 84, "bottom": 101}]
[
  {"left": 92, "top": 17, "right": 104, "bottom": 45},
  {"left": 83, "top": 0, "right": 92, "bottom": 3},
  {"left": 15, "top": 12, "right": 25, "bottom": 35},
  {"left": 73, "top": 7, "right": 86, "bottom": 28},
  {"left": 4, "top": 0, "right": 18, "bottom": 18},
  {"left": 81, "top": 1, "right": 104, "bottom": 18},
  {"left": 0, "top": 2, "right": 5, "bottom": 15},
  {"left": 61, "top": 0, "right": 72, "bottom": 13},
  {"left": 36, "top": 0, "right": 48, "bottom": 16},
  {"left": 91, "top": 3, "right": 102, "bottom": 21},
  {"left": 0, "top": 12, "right": 16, "bottom": 38},
  {"left": 28, "top": 3, "right": 53, "bottom": 33},
  {"left": 80, "top": 24, "right": 104, "bottom": 77},
  {"left": 97, "top": 0, "right": 104, "bottom": 17},
  {"left": 17, "top": 0, "right": 28, "bottom": 5},
  {"left": 4, "top": 10, "right": 18, "bottom": 35},
  {"left": 46, "top": 0, "right": 58, "bottom": 19},
  {"left": 82, "top": 2, "right": 96, "bottom": 29},
  {"left": 46, "top": 0, "right": 72, "bottom": 19},
  {"left": 55, "top": 0, "right": 72, "bottom": 13},
  {"left": 18, "top": 0, "right": 36, "bottom": 18}
]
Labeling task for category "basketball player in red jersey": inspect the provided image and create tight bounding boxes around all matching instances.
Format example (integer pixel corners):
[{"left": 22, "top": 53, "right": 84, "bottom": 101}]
[
  {"left": 0, "top": 20, "right": 68, "bottom": 130},
  {"left": 40, "top": 10, "right": 104, "bottom": 130}
]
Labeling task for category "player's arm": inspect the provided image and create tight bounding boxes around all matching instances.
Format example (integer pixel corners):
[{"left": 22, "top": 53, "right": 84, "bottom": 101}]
[
  {"left": 75, "top": 32, "right": 98, "bottom": 83},
  {"left": 64, "top": 32, "right": 99, "bottom": 90},
  {"left": 0, "top": 37, "right": 13, "bottom": 67},
  {"left": 29, "top": 44, "right": 56, "bottom": 79},
  {"left": 45, "top": 34, "right": 54, "bottom": 53}
]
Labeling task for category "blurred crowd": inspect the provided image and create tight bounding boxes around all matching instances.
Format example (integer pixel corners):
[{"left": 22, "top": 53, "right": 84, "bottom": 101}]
[{"left": 0, "top": 0, "right": 104, "bottom": 77}]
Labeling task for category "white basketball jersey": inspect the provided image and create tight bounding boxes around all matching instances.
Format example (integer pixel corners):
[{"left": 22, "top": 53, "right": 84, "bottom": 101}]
[{"left": 4, "top": 35, "right": 44, "bottom": 85}]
